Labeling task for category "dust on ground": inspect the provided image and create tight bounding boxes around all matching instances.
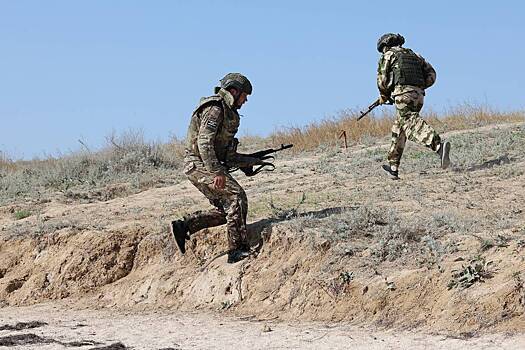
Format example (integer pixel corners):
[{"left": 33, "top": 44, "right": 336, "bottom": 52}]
[{"left": 1, "top": 303, "right": 524, "bottom": 350}]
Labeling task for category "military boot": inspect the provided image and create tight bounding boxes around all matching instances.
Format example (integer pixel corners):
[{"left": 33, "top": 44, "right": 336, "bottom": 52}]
[
  {"left": 170, "top": 219, "right": 190, "bottom": 254},
  {"left": 438, "top": 141, "right": 451, "bottom": 169},
  {"left": 382, "top": 164, "right": 399, "bottom": 180},
  {"left": 227, "top": 245, "right": 251, "bottom": 264}
]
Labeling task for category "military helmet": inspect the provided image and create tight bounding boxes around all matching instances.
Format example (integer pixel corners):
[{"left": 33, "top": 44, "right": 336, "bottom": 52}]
[
  {"left": 377, "top": 33, "right": 405, "bottom": 53},
  {"left": 220, "top": 73, "right": 252, "bottom": 95}
]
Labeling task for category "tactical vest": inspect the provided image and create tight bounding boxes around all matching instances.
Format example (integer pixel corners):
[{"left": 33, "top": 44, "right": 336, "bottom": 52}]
[
  {"left": 393, "top": 48, "right": 426, "bottom": 87},
  {"left": 185, "top": 93, "right": 240, "bottom": 163}
]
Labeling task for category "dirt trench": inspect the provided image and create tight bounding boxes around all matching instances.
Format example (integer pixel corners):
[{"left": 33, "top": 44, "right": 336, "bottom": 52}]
[{"left": 1, "top": 217, "right": 524, "bottom": 336}]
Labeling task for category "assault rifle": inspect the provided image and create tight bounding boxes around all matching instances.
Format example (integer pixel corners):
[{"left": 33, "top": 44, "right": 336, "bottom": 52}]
[
  {"left": 357, "top": 97, "right": 393, "bottom": 120},
  {"left": 228, "top": 143, "right": 294, "bottom": 177}
]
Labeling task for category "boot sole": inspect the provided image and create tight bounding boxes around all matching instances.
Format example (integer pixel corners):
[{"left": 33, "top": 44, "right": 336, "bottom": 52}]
[{"left": 381, "top": 165, "right": 399, "bottom": 180}]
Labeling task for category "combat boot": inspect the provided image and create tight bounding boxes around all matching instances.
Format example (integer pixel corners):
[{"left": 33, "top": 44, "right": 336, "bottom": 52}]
[
  {"left": 438, "top": 141, "right": 451, "bottom": 169},
  {"left": 382, "top": 164, "right": 399, "bottom": 180},
  {"left": 170, "top": 219, "right": 190, "bottom": 254},
  {"left": 227, "top": 245, "right": 251, "bottom": 264}
]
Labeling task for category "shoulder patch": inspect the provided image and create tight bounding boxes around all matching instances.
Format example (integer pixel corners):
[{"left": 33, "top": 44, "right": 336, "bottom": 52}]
[
  {"left": 206, "top": 119, "right": 218, "bottom": 131},
  {"left": 202, "top": 105, "right": 223, "bottom": 132}
]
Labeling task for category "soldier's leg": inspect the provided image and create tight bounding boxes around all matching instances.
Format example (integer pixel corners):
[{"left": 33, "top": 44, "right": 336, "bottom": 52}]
[
  {"left": 221, "top": 174, "right": 249, "bottom": 252},
  {"left": 189, "top": 170, "right": 249, "bottom": 262},
  {"left": 398, "top": 91, "right": 441, "bottom": 152},
  {"left": 175, "top": 162, "right": 249, "bottom": 261},
  {"left": 392, "top": 91, "right": 451, "bottom": 169},
  {"left": 185, "top": 208, "right": 227, "bottom": 234},
  {"left": 171, "top": 162, "right": 227, "bottom": 254},
  {"left": 187, "top": 167, "right": 248, "bottom": 247},
  {"left": 184, "top": 172, "right": 228, "bottom": 234},
  {"left": 387, "top": 113, "right": 407, "bottom": 168}
]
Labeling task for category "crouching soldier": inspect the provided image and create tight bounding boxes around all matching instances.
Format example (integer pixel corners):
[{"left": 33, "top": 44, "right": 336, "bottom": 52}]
[
  {"left": 171, "top": 73, "right": 255, "bottom": 264},
  {"left": 376, "top": 33, "right": 451, "bottom": 179}
]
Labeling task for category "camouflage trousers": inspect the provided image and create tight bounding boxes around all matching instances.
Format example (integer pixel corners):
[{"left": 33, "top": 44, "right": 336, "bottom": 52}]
[
  {"left": 388, "top": 90, "right": 441, "bottom": 167},
  {"left": 183, "top": 161, "right": 248, "bottom": 251}
]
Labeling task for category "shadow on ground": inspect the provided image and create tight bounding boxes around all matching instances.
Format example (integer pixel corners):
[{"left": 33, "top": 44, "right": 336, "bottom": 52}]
[{"left": 247, "top": 206, "right": 358, "bottom": 250}]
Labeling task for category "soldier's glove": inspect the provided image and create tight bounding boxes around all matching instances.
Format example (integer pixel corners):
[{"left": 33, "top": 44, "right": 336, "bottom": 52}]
[
  {"left": 227, "top": 154, "right": 275, "bottom": 177},
  {"left": 379, "top": 94, "right": 391, "bottom": 105}
]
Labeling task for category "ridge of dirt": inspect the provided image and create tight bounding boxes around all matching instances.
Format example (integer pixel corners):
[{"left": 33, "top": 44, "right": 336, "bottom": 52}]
[{"left": 1, "top": 122, "right": 524, "bottom": 337}]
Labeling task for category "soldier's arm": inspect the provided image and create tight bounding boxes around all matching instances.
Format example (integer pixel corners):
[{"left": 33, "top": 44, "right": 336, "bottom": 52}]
[
  {"left": 197, "top": 105, "right": 227, "bottom": 175},
  {"left": 417, "top": 53, "right": 436, "bottom": 88},
  {"left": 377, "top": 51, "right": 395, "bottom": 96}
]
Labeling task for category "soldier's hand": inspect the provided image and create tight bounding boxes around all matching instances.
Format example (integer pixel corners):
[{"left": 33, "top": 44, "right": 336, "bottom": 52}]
[
  {"left": 379, "top": 94, "right": 390, "bottom": 104},
  {"left": 213, "top": 174, "right": 226, "bottom": 190}
]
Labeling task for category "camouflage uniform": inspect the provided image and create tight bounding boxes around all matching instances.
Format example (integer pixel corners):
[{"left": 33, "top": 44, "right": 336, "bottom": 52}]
[
  {"left": 182, "top": 88, "right": 249, "bottom": 251},
  {"left": 377, "top": 46, "right": 442, "bottom": 168}
]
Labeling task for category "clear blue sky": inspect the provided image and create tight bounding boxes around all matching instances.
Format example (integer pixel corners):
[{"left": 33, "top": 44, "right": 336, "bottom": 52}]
[{"left": 1, "top": 1, "right": 523, "bottom": 159}]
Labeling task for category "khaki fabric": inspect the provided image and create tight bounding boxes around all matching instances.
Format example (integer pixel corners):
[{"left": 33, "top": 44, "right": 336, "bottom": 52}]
[{"left": 387, "top": 90, "right": 441, "bottom": 167}]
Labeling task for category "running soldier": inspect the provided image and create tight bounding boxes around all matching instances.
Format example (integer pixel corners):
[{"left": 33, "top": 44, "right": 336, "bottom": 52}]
[
  {"left": 171, "top": 73, "right": 254, "bottom": 264},
  {"left": 377, "top": 33, "right": 451, "bottom": 179}
]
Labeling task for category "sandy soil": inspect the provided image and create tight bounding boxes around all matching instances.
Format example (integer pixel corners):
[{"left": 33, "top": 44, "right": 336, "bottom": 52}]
[
  {"left": 1, "top": 303, "right": 524, "bottom": 350},
  {"left": 1, "top": 123, "right": 525, "bottom": 347}
]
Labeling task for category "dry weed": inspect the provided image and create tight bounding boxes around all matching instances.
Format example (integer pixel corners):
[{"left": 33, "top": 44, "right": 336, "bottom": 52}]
[
  {"left": 448, "top": 256, "right": 494, "bottom": 290},
  {"left": 271, "top": 105, "right": 524, "bottom": 152},
  {"left": 0, "top": 130, "right": 185, "bottom": 205}
]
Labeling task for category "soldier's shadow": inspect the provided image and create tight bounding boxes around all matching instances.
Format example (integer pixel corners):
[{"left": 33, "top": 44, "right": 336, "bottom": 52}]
[
  {"left": 466, "top": 154, "right": 512, "bottom": 171},
  {"left": 246, "top": 206, "right": 357, "bottom": 252},
  {"left": 451, "top": 154, "right": 514, "bottom": 173}
]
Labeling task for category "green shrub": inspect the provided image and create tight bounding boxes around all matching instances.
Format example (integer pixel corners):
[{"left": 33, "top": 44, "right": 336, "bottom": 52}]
[{"left": 14, "top": 210, "right": 31, "bottom": 220}]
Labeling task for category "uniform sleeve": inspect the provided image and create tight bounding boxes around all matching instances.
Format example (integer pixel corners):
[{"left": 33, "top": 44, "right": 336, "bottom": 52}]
[
  {"left": 416, "top": 53, "right": 436, "bottom": 88},
  {"left": 377, "top": 51, "right": 395, "bottom": 95},
  {"left": 197, "top": 105, "right": 227, "bottom": 175}
]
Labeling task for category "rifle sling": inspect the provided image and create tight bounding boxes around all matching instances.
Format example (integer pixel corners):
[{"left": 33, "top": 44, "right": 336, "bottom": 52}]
[{"left": 245, "top": 162, "right": 275, "bottom": 177}]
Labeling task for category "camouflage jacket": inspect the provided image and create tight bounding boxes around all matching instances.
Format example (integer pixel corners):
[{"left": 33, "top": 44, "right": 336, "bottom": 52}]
[
  {"left": 184, "top": 88, "right": 240, "bottom": 175},
  {"left": 377, "top": 46, "right": 436, "bottom": 97}
]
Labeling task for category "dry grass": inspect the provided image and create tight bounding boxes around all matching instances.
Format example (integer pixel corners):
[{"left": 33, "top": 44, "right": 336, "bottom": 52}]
[
  {"left": 271, "top": 105, "right": 525, "bottom": 152},
  {"left": 1, "top": 105, "right": 523, "bottom": 206},
  {"left": 0, "top": 130, "right": 186, "bottom": 205},
  {"left": 0, "top": 152, "right": 16, "bottom": 172},
  {"left": 270, "top": 108, "right": 393, "bottom": 151}
]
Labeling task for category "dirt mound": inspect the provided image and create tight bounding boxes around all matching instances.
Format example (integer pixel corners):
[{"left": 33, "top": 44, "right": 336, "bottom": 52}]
[
  {"left": 1, "top": 123, "right": 525, "bottom": 336},
  {"left": 2, "top": 220, "right": 524, "bottom": 335},
  {"left": 0, "top": 224, "right": 145, "bottom": 304}
]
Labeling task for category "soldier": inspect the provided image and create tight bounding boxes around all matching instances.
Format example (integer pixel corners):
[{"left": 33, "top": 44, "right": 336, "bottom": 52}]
[
  {"left": 171, "top": 73, "right": 253, "bottom": 264},
  {"left": 377, "top": 33, "right": 451, "bottom": 179}
]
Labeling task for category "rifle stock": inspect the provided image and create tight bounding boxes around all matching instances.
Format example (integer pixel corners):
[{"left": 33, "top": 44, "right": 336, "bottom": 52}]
[{"left": 234, "top": 143, "right": 294, "bottom": 177}]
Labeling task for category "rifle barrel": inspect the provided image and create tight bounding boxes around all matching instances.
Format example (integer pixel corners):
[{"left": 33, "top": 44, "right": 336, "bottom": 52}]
[{"left": 357, "top": 99, "right": 381, "bottom": 121}]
